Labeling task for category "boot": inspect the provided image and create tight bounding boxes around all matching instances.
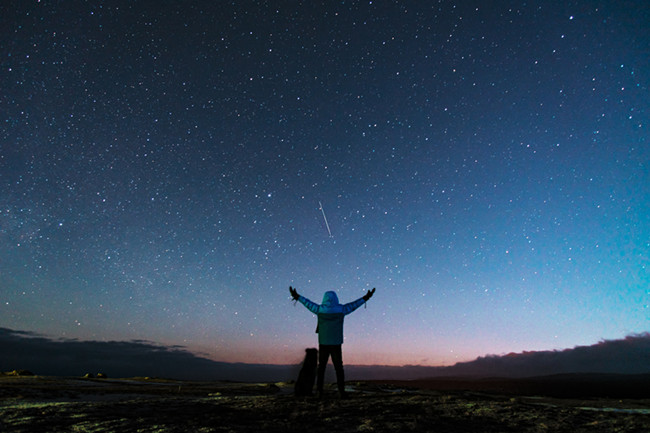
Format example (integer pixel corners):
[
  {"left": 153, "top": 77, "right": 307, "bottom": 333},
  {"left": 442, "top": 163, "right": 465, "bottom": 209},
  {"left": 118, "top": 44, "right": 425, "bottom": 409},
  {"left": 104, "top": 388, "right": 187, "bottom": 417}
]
[{"left": 336, "top": 370, "right": 348, "bottom": 399}]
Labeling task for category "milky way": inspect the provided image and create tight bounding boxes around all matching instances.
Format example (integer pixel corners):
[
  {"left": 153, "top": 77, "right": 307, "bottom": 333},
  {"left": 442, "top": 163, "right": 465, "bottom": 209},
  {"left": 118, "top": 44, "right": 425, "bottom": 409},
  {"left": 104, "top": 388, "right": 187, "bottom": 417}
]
[{"left": 1, "top": 1, "right": 648, "bottom": 366}]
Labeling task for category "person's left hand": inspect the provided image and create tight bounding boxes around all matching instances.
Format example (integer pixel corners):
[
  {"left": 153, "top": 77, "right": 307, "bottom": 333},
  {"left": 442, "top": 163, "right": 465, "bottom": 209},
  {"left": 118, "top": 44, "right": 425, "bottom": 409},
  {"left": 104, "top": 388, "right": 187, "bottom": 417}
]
[
  {"left": 289, "top": 286, "right": 300, "bottom": 300},
  {"left": 363, "top": 288, "right": 376, "bottom": 301}
]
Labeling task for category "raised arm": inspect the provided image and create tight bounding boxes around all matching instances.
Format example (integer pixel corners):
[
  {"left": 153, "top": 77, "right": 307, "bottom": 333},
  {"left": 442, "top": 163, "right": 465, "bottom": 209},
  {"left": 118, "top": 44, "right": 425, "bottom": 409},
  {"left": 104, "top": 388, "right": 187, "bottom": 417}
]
[
  {"left": 289, "top": 286, "right": 320, "bottom": 314},
  {"left": 342, "top": 288, "right": 376, "bottom": 314}
]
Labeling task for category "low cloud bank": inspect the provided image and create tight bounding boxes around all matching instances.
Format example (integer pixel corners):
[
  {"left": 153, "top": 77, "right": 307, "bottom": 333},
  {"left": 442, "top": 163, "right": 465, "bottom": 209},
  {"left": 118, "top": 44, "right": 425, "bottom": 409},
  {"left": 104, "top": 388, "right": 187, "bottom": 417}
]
[
  {"left": 0, "top": 328, "right": 295, "bottom": 381},
  {"left": 2, "top": 328, "right": 649, "bottom": 381},
  {"left": 436, "top": 333, "right": 650, "bottom": 378},
  {"left": 351, "top": 333, "right": 650, "bottom": 380}
]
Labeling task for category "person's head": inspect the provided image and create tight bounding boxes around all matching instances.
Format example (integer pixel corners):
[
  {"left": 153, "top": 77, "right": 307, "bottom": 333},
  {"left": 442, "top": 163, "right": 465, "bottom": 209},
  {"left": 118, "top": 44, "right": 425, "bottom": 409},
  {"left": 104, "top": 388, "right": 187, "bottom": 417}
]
[{"left": 322, "top": 291, "right": 340, "bottom": 306}]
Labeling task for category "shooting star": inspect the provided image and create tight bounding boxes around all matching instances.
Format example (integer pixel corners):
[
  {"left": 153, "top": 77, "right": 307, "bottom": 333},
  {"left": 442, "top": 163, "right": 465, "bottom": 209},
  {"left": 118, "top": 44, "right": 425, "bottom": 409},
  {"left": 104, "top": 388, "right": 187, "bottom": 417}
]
[{"left": 319, "top": 201, "right": 333, "bottom": 237}]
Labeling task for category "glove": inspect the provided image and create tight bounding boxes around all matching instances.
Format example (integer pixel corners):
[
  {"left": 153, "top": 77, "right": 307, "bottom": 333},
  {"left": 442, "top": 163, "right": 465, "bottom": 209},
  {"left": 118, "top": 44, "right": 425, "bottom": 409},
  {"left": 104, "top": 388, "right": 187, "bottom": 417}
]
[
  {"left": 363, "top": 288, "right": 376, "bottom": 301},
  {"left": 289, "top": 286, "right": 300, "bottom": 300}
]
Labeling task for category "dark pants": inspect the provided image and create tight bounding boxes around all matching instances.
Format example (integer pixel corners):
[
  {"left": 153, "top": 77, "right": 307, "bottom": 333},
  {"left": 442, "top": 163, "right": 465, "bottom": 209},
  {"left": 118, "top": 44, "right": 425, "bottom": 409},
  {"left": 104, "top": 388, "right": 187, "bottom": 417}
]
[{"left": 317, "top": 344, "right": 345, "bottom": 394}]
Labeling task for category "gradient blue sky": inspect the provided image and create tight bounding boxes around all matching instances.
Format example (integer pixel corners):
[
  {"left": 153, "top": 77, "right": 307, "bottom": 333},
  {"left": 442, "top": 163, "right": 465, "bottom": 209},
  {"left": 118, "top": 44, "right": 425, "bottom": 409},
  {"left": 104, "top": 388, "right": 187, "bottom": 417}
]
[{"left": 1, "top": 1, "right": 648, "bottom": 367}]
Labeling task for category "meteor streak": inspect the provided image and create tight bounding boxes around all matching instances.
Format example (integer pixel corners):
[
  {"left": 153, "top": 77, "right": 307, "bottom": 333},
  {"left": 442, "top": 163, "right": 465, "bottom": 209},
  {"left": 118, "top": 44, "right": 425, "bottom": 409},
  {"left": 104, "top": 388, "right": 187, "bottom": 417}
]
[{"left": 319, "top": 201, "right": 332, "bottom": 237}]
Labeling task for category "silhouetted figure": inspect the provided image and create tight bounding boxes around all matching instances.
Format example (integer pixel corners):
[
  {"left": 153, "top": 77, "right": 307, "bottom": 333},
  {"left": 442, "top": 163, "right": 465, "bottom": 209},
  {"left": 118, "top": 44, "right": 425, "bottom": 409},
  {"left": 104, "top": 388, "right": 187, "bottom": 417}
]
[
  {"left": 290, "top": 286, "right": 375, "bottom": 398},
  {"left": 294, "top": 348, "right": 318, "bottom": 396}
]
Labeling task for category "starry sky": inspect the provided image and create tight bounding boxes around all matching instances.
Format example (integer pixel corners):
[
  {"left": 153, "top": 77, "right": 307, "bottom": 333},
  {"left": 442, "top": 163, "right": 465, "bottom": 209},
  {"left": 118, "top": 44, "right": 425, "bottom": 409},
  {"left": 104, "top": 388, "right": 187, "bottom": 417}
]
[{"left": 1, "top": 1, "right": 648, "bottom": 368}]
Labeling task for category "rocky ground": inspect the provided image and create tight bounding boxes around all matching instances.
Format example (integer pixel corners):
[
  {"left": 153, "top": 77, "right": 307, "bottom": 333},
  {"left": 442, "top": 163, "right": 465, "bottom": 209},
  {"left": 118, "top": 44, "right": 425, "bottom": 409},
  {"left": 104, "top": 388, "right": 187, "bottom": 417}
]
[{"left": 1, "top": 375, "right": 649, "bottom": 432}]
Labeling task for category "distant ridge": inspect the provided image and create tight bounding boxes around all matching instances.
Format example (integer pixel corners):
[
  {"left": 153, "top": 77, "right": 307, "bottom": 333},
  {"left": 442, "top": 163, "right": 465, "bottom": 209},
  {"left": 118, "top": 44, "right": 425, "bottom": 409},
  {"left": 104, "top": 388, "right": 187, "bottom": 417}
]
[
  {"left": 347, "top": 333, "right": 650, "bottom": 380},
  {"left": 431, "top": 333, "right": 650, "bottom": 378},
  {"left": 371, "top": 373, "right": 650, "bottom": 399},
  {"left": 1, "top": 328, "right": 648, "bottom": 382}
]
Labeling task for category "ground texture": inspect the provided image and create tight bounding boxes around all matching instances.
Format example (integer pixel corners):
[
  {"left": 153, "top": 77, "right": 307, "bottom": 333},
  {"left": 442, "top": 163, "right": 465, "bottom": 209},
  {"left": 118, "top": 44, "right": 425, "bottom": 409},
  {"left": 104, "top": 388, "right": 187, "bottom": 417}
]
[{"left": 1, "top": 376, "right": 649, "bottom": 432}]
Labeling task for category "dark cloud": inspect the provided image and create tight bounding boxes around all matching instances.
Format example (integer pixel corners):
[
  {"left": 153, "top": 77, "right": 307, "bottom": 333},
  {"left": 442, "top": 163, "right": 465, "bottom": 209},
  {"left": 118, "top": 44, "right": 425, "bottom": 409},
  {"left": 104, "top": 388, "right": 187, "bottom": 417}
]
[
  {"left": 343, "top": 334, "right": 650, "bottom": 380},
  {"left": 0, "top": 327, "right": 294, "bottom": 381},
  {"left": 2, "top": 328, "right": 649, "bottom": 381},
  {"left": 439, "top": 333, "right": 650, "bottom": 378}
]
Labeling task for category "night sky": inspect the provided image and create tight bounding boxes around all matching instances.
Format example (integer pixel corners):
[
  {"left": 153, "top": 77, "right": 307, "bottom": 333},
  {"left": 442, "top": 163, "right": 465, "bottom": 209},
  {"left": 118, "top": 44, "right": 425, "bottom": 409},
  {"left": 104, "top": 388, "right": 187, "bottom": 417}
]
[{"left": 1, "top": 1, "right": 648, "bottom": 367}]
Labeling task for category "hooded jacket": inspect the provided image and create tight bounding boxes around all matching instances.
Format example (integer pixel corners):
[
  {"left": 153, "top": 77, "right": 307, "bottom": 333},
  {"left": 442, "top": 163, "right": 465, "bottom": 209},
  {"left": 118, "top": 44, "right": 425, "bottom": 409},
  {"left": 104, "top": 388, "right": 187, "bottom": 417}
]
[{"left": 297, "top": 291, "right": 366, "bottom": 345}]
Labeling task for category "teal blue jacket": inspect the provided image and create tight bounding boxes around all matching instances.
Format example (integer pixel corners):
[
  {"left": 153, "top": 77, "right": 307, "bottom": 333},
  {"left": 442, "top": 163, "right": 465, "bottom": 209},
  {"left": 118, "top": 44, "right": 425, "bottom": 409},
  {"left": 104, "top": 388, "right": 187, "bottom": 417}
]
[{"left": 297, "top": 291, "right": 366, "bottom": 345}]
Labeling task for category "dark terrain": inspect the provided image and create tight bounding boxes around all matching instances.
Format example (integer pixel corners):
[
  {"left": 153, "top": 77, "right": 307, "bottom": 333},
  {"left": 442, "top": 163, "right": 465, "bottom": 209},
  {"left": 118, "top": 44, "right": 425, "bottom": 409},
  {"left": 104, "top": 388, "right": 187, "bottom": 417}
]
[{"left": 1, "top": 373, "right": 648, "bottom": 432}]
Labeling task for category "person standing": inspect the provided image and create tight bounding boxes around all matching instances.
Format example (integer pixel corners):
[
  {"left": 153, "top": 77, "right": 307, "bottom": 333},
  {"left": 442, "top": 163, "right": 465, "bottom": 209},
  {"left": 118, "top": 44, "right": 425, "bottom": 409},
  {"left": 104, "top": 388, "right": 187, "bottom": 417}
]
[{"left": 289, "top": 286, "right": 375, "bottom": 398}]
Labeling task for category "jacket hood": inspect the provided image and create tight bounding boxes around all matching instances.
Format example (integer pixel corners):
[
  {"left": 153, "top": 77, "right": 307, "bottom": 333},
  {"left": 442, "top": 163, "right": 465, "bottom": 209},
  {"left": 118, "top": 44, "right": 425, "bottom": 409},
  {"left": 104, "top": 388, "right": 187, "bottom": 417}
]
[{"left": 321, "top": 291, "right": 340, "bottom": 306}]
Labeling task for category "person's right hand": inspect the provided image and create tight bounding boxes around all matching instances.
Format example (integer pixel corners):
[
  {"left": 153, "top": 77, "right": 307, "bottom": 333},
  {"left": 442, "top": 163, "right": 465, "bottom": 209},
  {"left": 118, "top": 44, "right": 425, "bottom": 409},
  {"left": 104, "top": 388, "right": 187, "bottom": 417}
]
[
  {"left": 363, "top": 288, "right": 376, "bottom": 301},
  {"left": 289, "top": 286, "right": 300, "bottom": 300}
]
